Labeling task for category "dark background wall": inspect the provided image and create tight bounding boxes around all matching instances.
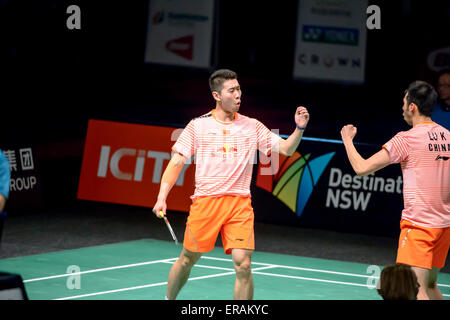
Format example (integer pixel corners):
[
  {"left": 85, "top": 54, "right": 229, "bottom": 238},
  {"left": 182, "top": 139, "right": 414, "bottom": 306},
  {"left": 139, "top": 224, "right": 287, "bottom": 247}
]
[{"left": 1, "top": 0, "right": 449, "bottom": 211}]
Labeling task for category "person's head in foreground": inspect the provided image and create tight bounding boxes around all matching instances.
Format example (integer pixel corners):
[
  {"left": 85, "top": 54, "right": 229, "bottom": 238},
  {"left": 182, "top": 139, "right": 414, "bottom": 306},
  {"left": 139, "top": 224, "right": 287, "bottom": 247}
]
[
  {"left": 402, "top": 80, "right": 438, "bottom": 126},
  {"left": 436, "top": 69, "right": 450, "bottom": 109},
  {"left": 377, "top": 264, "right": 420, "bottom": 300}
]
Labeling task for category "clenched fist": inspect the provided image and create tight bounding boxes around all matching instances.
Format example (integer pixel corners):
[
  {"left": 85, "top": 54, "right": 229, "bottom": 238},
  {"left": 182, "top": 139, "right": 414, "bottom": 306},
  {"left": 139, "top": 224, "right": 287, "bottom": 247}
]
[
  {"left": 341, "top": 125, "right": 357, "bottom": 142},
  {"left": 295, "top": 106, "right": 310, "bottom": 129}
]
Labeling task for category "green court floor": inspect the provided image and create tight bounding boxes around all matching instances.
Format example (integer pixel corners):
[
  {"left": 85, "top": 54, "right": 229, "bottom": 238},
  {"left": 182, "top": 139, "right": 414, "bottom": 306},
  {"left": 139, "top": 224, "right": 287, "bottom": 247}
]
[{"left": 0, "top": 239, "right": 449, "bottom": 300}]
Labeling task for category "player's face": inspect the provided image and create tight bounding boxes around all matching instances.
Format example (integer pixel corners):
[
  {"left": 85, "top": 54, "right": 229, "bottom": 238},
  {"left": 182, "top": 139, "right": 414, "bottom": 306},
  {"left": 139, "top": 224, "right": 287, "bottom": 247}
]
[
  {"left": 217, "top": 79, "right": 241, "bottom": 113},
  {"left": 438, "top": 74, "right": 450, "bottom": 100},
  {"left": 402, "top": 93, "right": 413, "bottom": 126}
]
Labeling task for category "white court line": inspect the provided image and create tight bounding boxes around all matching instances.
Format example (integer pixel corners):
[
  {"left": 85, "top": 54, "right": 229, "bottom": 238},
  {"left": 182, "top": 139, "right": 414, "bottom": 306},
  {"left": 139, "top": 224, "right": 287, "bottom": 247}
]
[
  {"left": 23, "top": 254, "right": 449, "bottom": 300},
  {"left": 160, "top": 261, "right": 235, "bottom": 271},
  {"left": 23, "top": 258, "right": 178, "bottom": 283},
  {"left": 55, "top": 281, "right": 170, "bottom": 300},
  {"left": 24, "top": 254, "right": 450, "bottom": 288},
  {"left": 201, "top": 256, "right": 450, "bottom": 288},
  {"left": 252, "top": 271, "right": 369, "bottom": 288},
  {"left": 201, "top": 256, "right": 373, "bottom": 279},
  {"left": 54, "top": 265, "right": 277, "bottom": 300}
]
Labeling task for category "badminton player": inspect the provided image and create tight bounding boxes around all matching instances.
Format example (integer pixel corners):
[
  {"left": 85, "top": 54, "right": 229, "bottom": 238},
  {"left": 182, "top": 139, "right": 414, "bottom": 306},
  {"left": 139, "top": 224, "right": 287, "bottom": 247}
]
[
  {"left": 340, "top": 81, "right": 450, "bottom": 300},
  {"left": 152, "top": 69, "right": 309, "bottom": 300}
]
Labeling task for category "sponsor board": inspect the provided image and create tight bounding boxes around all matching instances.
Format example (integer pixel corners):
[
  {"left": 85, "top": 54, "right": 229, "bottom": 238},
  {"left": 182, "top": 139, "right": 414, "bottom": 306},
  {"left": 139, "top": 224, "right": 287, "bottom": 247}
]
[
  {"left": 0, "top": 146, "right": 43, "bottom": 209},
  {"left": 78, "top": 120, "right": 405, "bottom": 236},
  {"left": 144, "top": 0, "right": 215, "bottom": 68},
  {"left": 293, "top": 0, "right": 368, "bottom": 84},
  {"left": 254, "top": 139, "right": 403, "bottom": 236},
  {"left": 77, "top": 120, "right": 195, "bottom": 212}
]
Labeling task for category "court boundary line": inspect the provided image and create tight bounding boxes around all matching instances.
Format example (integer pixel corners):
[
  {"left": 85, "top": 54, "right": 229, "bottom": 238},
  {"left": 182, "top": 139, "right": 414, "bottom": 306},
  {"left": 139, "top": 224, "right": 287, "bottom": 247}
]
[
  {"left": 54, "top": 265, "right": 277, "bottom": 300},
  {"left": 201, "top": 256, "right": 450, "bottom": 288},
  {"left": 23, "top": 254, "right": 450, "bottom": 287},
  {"left": 23, "top": 257, "right": 178, "bottom": 283},
  {"left": 202, "top": 256, "right": 376, "bottom": 279},
  {"left": 17, "top": 254, "right": 449, "bottom": 300}
]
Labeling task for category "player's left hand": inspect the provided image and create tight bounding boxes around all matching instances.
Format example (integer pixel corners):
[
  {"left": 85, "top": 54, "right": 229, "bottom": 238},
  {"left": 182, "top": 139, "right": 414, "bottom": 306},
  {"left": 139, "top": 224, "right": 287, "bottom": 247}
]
[
  {"left": 340, "top": 124, "right": 357, "bottom": 142},
  {"left": 295, "top": 106, "right": 310, "bottom": 129}
]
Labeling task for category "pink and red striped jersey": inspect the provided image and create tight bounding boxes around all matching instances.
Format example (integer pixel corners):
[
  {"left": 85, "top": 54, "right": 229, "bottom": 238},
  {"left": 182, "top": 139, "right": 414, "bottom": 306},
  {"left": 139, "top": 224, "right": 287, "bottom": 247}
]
[
  {"left": 173, "top": 110, "right": 281, "bottom": 200},
  {"left": 383, "top": 121, "right": 450, "bottom": 228}
]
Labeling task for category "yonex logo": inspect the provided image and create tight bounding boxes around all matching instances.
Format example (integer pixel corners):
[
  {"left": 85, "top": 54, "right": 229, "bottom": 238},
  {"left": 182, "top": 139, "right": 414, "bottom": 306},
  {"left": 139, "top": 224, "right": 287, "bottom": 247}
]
[
  {"left": 302, "top": 25, "right": 359, "bottom": 46},
  {"left": 256, "top": 152, "right": 335, "bottom": 217}
]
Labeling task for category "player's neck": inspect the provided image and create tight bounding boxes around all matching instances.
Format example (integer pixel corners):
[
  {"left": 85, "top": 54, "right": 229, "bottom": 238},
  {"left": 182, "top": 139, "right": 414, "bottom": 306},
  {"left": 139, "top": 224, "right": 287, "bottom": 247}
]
[
  {"left": 213, "top": 106, "right": 236, "bottom": 123},
  {"left": 412, "top": 115, "right": 432, "bottom": 127}
]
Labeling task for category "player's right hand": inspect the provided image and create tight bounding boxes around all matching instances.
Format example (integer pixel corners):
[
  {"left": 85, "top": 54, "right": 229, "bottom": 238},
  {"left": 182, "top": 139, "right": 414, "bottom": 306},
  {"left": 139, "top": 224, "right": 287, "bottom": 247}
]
[{"left": 152, "top": 200, "right": 167, "bottom": 218}]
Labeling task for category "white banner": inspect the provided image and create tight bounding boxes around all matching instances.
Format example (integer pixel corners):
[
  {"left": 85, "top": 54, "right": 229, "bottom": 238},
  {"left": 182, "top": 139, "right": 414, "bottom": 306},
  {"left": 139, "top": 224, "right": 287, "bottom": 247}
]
[
  {"left": 293, "top": 0, "right": 368, "bottom": 84},
  {"left": 145, "top": 0, "right": 215, "bottom": 68}
]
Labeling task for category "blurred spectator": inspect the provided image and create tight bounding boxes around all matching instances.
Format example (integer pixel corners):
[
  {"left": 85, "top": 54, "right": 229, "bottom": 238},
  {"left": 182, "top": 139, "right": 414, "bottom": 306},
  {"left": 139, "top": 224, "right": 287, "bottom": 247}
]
[
  {"left": 432, "top": 69, "right": 450, "bottom": 130},
  {"left": 0, "top": 149, "right": 11, "bottom": 242},
  {"left": 377, "top": 264, "right": 420, "bottom": 300}
]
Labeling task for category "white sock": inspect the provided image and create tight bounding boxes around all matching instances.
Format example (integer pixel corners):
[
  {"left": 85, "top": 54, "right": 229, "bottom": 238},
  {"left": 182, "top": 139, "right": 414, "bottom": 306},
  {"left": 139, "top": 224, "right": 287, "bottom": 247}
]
[{"left": 165, "top": 295, "right": 169, "bottom": 300}]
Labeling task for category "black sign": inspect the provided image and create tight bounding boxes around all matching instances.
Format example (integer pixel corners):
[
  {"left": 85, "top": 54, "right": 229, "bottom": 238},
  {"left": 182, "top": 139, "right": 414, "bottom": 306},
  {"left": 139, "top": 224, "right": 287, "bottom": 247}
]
[
  {"left": 252, "top": 138, "right": 403, "bottom": 237},
  {"left": 0, "top": 146, "right": 43, "bottom": 209}
]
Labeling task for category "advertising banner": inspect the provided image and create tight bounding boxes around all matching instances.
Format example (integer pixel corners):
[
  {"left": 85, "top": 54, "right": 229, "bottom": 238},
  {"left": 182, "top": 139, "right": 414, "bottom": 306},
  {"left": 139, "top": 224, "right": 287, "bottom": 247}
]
[
  {"left": 144, "top": 0, "right": 215, "bottom": 68},
  {"left": 77, "top": 120, "right": 195, "bottom": 211},
  {"left": 293, "top": 0, "right": 368, "bottom": 84},
  {"left": 252, "top": 138, "right": 403, "bottom": 237},
  {"left": 78, "top": 120, "right": 405, "bottom": 236},
  {"left": 0, "top": 146, "right": 43, "bottom": 209}
]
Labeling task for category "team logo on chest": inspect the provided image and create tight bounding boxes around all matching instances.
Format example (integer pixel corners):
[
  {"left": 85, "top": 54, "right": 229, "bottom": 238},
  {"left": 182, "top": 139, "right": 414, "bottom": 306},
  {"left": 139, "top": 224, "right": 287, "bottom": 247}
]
[{"left": 222, "top": 144, "right": 238, "bottom": 155}]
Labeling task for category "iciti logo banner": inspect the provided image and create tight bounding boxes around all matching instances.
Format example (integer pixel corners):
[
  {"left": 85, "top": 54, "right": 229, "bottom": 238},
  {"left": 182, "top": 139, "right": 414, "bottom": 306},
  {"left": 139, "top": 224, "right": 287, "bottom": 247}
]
[
  {"left": 77, "top": 120, "right": 195, "bottom": 212},
  {"left": 256, "top": 151, "right": 335, "bottom": 217}
]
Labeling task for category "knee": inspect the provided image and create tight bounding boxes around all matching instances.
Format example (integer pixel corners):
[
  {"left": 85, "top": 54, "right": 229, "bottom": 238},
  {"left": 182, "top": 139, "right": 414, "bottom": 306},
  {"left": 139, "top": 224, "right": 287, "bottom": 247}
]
[
  {"left": 178, "top": 252, "right": 200, "bottom": 269},
  {"left": 234, "top": 259, "right": 252, "bottom": 278}
]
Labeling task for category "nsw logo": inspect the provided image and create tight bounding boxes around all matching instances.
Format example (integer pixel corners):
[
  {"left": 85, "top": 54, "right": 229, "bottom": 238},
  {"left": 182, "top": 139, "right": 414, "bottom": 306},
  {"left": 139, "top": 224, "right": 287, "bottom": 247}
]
[{"left": 256, "top": 151, "right": 335, "bottom": 217}]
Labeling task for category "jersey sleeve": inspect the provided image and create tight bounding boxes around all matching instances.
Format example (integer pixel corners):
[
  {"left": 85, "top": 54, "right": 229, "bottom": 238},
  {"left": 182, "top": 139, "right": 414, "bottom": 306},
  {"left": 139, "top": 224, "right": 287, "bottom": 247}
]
[
  {"left": 0, "top": 150, "right": 11, "bottom": 200},
  {"left": 255, "top": 120, "right": 282, "bottom": 156},
  {"left": 382, "top": 132, "right": 409, "bottom": 164},
  {"left": 172, "top": 120, "right": 196, "bottom": 159}
]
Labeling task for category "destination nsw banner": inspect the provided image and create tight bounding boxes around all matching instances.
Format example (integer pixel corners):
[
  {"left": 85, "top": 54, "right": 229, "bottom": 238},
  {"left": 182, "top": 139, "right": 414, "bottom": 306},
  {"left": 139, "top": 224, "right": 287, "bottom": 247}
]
[
  {"left": 78, "top": 119, "right": 404, "bottom": 237},
  {"left": 252, "top": 138, "right": 403, "bottom": 237}
]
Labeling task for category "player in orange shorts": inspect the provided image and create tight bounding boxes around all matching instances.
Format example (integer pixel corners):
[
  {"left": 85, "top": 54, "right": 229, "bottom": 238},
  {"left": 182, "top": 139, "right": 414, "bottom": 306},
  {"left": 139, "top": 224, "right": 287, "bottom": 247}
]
[
  {"left": 340, "top": 81, "right": 450, "bottom": 300},
  {"left": 153, "top": 69, "right": 310, "bottom": 300}
]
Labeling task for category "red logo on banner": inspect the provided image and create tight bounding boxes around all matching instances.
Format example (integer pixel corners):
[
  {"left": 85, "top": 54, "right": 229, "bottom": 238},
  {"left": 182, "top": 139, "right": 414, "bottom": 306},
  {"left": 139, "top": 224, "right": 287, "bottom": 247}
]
[
  {"left": 77, "top": 120, "right": 194, "bottom": 212},
  {"left": 165, "top": 35, "right": 194, "bottom": 60}
]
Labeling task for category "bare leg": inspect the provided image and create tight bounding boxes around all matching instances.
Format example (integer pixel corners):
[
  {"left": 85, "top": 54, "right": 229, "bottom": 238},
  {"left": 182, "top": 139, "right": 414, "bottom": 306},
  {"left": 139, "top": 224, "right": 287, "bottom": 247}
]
[
  {"left": 166, "top": 248, "right": 202, "bottom": 300},
  {"left": 411, "top": 266, "right": 443, "bottom": 300},
  {"left": 232, "top": 248, "right": 254, "bottom": 300},
  {"left": 426, "top": 267, "right": 444, "bottom": 300}
]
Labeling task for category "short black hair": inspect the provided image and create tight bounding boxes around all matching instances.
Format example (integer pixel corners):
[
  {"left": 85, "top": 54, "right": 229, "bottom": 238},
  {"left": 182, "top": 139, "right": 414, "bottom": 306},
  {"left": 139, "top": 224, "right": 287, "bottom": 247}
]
[
  {"left": 377, "top": 264, "right": 419, "bottom": 300},
  {"left": 209, "top": 69, "right": 237, "bottom": 93},
  {"left": 404, "top": 81, "right": 438, "bottom": 117},
  {"left": 437, "top": 68, "right": 450, "bottom": 81}
]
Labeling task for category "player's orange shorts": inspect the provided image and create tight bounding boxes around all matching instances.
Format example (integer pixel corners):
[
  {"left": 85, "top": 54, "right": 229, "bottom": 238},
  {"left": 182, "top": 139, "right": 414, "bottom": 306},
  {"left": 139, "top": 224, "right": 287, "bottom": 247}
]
[
  {"left": 183, "top": 195, "right": 254, "bottom": 255},
  {"left": 396, "top": 219, "right": 450, "bottom": 270}
]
